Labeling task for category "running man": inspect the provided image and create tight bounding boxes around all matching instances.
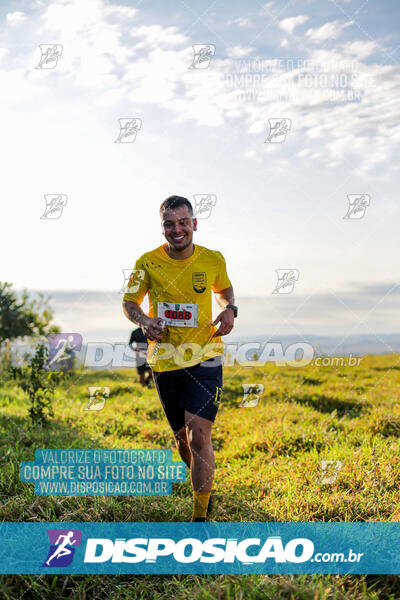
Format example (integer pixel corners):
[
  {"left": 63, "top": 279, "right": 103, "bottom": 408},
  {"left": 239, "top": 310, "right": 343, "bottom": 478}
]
[
  {"left": 48, "top": 334, "right": 76, "bottom": 367},
  {"left": 122, "top": 195, "right": 237, "bottom": 521},
  {"left": 45, "top": 531, "right": 77, "bottom": 566}
]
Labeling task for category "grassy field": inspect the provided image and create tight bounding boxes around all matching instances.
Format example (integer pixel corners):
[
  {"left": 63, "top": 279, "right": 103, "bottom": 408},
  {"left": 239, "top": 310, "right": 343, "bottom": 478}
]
[{"left": 1, "top": 354, "right": 400, "bottom": 599}]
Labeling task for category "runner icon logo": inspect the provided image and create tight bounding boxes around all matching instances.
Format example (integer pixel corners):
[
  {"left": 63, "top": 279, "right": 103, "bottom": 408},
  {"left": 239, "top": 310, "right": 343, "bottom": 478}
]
[
  {"left": 42, "top": 529, "right": 82, "bottom": 567},
  {"left": 189, "top": 45, "right": 215, "bottom": 69},
  {"left": 343, "top": 194, "right": 370, "bottom": 220},
  {"left": 84, "top": 386, "right": 110, "bottom": 411},
  {"left": 36, "top": 44, "right": 63, "bottom": 69}
]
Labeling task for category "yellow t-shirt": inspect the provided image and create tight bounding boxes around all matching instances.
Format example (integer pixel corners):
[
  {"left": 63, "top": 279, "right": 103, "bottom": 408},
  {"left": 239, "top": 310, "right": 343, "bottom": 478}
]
[{"left": 123, "top": 244, "right": 232, "bottom": 372}]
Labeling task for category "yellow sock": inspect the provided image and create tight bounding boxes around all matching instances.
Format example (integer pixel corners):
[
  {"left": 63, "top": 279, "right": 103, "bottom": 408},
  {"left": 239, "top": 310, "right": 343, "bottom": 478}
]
[{"left": 192, "top": 491, "right": 211, "bottom": 520}]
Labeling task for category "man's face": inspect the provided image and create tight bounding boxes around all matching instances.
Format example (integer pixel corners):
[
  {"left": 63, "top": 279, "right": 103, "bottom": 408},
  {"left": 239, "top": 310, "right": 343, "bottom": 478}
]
[{"left": 161, "top": 205, "right": 197, "bottom": 251}]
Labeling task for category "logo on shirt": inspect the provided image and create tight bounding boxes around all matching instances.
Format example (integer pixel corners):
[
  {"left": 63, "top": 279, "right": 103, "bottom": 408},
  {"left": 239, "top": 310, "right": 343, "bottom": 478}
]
[{"left": 192, "top": 272, "right": 207, "bottom": 293}]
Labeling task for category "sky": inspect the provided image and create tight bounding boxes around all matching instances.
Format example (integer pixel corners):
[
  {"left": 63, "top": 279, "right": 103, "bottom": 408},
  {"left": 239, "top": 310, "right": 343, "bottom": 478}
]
[{"left": 1, "top": 0, "right": 399, "bottom": 346}]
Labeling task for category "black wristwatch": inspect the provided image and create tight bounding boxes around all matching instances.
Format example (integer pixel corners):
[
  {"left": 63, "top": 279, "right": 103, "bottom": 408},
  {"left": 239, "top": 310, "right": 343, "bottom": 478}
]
[{"left": 226, "top": 304, "right": 238, "bottom": 318}]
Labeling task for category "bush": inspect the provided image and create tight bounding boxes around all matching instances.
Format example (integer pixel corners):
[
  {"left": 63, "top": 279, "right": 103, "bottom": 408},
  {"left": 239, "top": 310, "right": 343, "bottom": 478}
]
[
  {"left": 10, "top": 343, "right": 63, "bottom": 426},
  {"left": 0, "top": 281, "right": 60, "bottom": 345}
]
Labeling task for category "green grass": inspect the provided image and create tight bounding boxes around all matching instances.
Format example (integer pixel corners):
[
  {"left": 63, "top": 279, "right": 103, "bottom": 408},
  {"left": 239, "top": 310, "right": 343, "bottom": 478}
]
[{"left": 1, "top": 354, "right": 400, "bottom": 598}]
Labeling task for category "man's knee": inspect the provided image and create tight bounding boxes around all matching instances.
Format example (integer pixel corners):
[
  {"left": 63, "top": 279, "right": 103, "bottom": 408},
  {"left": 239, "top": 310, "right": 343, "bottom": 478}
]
[
  {"left": 188, "top": 427, "right": 210, "bottom": 453},
  {"left": 174, "top": 427, "right": 189, "bottom": 447}
]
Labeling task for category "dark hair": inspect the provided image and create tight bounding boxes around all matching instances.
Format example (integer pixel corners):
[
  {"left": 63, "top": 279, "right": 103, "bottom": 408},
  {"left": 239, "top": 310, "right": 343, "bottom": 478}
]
[{"left": 160, "top": 195, "right": 193, "bottom": 217}]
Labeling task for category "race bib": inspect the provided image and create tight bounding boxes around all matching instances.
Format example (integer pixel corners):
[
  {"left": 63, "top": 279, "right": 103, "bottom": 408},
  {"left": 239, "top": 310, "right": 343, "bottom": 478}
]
[{"left": 157, "top": 302, "right": 199, "bottom": 327}]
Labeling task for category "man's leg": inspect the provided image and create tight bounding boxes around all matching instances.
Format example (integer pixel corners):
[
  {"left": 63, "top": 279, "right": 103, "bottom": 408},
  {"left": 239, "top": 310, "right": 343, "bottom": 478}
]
[
  {"left": 137, "top": 365, "right": 146, "bottom": 387},
  {"left": 173, "top": 426, "right": 191, "bottom": 469},
  {"left": 185, "top": 411, "right": 214, "bottom": 520},
  {"left": 152, "top": 370, "right": 189, "bottom": 465},
  {"left": 153, "top": 365, "right": 219, "bottom": 520},
  {"left": 142, "top": 361, "right": 152, "bottom": 386}
]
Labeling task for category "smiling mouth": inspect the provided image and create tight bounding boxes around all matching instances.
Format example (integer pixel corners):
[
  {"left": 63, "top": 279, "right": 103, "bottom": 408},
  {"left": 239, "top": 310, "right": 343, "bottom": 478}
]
[{"left": 172, "top": 235, "right": 185, "bottom": 241}]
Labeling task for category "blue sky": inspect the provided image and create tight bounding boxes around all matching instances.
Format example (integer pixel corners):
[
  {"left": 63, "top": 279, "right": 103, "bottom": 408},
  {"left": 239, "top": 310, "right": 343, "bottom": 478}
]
[{"left": 1, "top": 0, "right": 399, "bottom": 342}]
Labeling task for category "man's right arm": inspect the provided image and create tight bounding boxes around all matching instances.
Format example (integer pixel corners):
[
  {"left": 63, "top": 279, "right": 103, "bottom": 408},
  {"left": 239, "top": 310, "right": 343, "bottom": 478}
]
[
  {"left": 122, "top": 300, "right": 164, "bottom": 341},
  {"left": 123, "top": 300, "right": 148, "bottom": 327}
]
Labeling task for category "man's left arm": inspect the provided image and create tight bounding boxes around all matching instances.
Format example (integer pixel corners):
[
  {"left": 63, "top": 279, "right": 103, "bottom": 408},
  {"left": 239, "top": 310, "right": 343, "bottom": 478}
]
[{"left": 212, "top": 285, "right": 236, "bottom": 337}]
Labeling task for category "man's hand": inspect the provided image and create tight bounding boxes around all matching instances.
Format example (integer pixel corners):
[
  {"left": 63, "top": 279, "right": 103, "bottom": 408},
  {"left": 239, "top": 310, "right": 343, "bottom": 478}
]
[
  {"left": 212, "top": 308, "right": 234, "bottom": 337},
  {"left": 141, "top": 316, "right": 165, "bottom": 341},
  {"left": 122, "top": 301, "right": 164, "bottom": 341}
]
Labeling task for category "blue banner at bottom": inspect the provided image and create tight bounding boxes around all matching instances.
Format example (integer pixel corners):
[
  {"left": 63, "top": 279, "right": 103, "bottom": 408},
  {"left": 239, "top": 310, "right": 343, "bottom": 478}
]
[{"left": 1, "top": 522, "right": 399, "bottom": 574}]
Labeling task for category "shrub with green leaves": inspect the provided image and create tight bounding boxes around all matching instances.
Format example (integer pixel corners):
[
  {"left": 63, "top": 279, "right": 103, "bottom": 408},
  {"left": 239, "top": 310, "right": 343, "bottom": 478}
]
[
  {"left": 0, "top": 281, "right": 60, "bottom": 345},
  {"left": 10, "top": 342, "right": 63, "bottom": 426}
]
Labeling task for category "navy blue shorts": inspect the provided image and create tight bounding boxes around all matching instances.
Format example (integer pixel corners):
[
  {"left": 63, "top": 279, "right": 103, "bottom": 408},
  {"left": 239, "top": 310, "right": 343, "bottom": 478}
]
[{"left": 152, "top": 357, "right": 223, "bottom": 432}]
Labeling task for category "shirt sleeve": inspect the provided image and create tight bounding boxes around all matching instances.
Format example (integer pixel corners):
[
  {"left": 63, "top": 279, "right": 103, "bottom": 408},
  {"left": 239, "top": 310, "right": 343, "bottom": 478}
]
[
  {"left": 123, "top": 254, "right": 150, "bottom": 304},
  {"left": 212, "top": 251, "right": 232, "bottom": 293}
]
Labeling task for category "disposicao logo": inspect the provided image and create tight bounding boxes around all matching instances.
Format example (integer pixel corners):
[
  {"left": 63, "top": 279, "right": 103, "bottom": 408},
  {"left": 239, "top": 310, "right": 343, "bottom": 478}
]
[
  {"left": 83, "top": 535, "right": 314, "bottom": 564},
  {"left": 42, "top": 529, "right": 82, "bottom": 567}
]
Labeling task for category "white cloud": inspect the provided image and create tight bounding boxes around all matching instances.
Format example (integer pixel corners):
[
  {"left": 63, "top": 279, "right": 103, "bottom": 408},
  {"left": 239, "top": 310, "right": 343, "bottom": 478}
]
[
  {"left": 130, "top": 25, "right": 187, "bottom": 48},
  {"left": 228, "top": 45, "right": 255, "bottom": 58},
  {"left": 227, "top": 17, "right": 253, "bottom": 28},
  {"left": 279, "top": 15, "right": 309, "bottom": 34},
  {"left": 6, "top": 11, "right": 27, "bottom": 25},
  {"left": 1, "top": 0, "right": 398, "bottom": 183},
  {"left": 341, "top": 40, "right": 380, "bottom": 60},
  {"left": 248, "top": 121, "right": 265, "bottom": 134},
  {"left": 0, "top": 0, "right": 398, "bottom": 322},
  {"left": 306, "top": 20, "right": 354, "bottom": 43},
  {"left": 104, "top": 5, "right": 137, "bottom": 18}
]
